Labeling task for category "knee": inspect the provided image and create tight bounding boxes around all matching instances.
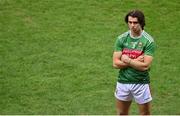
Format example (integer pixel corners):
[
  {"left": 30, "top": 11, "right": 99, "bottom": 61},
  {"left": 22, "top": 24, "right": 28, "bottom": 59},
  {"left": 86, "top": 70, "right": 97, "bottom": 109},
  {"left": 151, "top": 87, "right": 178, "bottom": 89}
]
[
  {"left": 117, "top": 110, "right": 129, "bottom": 115},
  {"left": 119, "top": 112, "right": 128, "bottom": 115},
  {"left": 140, "top": 110, "right": 150, "bottom": 115},
  {"left": 118, "top": 112, "right": 128, "bottom": 115}
]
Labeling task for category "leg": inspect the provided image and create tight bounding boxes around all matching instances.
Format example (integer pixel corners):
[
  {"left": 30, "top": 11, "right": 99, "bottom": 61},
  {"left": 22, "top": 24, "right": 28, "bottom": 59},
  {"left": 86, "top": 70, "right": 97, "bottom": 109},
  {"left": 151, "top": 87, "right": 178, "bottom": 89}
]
[
  {"left": 116, "top": 99, "right": 132, "bottom": 115},
  {"left": 115, "top": 82, "right": 132, "bottom": 115},
  {"left": 138, "top": 102, "right": 151, "bottom": 115},
  {"left": 132, "top": 84, "right": 152, "bottom": 115}
]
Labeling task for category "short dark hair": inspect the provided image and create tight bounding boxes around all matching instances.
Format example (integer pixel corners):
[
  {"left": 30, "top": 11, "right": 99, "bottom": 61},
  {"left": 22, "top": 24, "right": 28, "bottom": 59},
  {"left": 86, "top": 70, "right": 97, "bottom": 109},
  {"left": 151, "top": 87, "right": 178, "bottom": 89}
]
[{"left": 125, "top": 10, "right": 145, "bottom": 30}]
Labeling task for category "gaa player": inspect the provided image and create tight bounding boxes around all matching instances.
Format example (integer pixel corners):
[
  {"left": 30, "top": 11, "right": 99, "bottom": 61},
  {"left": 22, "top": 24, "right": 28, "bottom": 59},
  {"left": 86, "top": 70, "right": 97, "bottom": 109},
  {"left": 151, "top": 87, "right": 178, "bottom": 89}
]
[{"left": 113, "top": 10, "right": 156, "bottom": 115}]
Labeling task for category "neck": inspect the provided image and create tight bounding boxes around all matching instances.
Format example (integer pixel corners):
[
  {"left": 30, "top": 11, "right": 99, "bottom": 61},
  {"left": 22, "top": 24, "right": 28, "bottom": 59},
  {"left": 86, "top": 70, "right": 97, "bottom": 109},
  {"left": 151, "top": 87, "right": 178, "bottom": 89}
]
[{"left": 130, "top": 30, "right": 143, "bottom": 38}]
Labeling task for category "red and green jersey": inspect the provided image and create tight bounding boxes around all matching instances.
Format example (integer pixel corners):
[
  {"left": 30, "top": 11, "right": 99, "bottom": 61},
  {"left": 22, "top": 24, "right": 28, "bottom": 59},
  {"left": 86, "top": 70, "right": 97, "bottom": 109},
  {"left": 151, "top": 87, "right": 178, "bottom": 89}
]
[{"left": 114, "top": 30, "right": 156, "bottom": 84}]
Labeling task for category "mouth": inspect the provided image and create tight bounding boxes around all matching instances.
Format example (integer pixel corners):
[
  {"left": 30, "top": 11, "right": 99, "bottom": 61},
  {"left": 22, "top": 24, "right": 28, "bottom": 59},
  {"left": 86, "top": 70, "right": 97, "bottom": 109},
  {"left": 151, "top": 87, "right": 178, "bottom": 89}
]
[{"left": 132, "top": 28, "right": 137, "bottom": 31}]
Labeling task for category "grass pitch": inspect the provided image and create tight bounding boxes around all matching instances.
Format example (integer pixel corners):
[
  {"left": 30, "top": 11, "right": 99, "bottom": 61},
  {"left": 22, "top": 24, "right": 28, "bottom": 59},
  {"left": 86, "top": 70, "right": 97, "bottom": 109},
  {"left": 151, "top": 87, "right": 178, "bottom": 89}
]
[{"left": 0, "top": 0, "right": 180, "bottom": 115}]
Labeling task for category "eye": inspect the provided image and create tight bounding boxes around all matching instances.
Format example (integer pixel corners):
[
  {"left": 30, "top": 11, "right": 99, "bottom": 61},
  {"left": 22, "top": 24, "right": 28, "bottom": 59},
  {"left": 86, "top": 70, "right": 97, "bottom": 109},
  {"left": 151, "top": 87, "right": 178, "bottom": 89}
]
[
  {"left": 128, "top": 21, "right": 138, "bottom": 24},
  {"left": 133, "top": 22, "right": 138, "bottom": 24}
]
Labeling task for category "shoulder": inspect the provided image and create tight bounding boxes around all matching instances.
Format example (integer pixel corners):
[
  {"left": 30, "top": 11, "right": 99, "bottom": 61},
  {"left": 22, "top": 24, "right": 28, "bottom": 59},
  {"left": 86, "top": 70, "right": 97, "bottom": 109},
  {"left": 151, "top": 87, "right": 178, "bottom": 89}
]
[
  {"left": 117, "top": 31, "right": 129, "bottom": 39},
  {"left": 117, "top": 31, "right": 130, "bottom": 42},
  {"left": 142, "top": 31, "right": 154, "bottom": 43}
]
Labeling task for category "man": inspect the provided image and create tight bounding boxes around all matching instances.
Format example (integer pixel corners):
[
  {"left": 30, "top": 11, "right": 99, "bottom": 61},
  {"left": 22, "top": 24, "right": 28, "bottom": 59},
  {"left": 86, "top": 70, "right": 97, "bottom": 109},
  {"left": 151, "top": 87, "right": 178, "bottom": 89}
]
[{"left": 113, "top": 10, "right": 156, "bottom": 115}]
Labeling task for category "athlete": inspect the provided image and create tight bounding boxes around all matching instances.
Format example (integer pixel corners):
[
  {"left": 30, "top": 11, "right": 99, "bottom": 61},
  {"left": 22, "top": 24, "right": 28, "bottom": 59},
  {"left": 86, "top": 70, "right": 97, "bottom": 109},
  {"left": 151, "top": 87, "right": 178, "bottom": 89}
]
[{"left": 113, "top": 10, "right": 156, "bottom": 115}]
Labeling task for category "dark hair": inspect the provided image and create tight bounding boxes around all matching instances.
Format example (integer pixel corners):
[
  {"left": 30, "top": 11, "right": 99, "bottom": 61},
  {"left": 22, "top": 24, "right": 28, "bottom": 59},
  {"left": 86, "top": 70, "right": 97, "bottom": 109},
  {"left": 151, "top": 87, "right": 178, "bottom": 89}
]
[{"left": 125, "top": 10, "right": 145, "bottom": 30}]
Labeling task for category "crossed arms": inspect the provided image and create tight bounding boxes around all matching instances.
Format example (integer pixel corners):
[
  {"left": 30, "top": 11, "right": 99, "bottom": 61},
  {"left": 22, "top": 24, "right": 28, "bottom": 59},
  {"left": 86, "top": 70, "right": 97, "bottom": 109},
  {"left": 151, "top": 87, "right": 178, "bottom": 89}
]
[{"left": 113, "top": 51, "right": 153, "bottom": 71}]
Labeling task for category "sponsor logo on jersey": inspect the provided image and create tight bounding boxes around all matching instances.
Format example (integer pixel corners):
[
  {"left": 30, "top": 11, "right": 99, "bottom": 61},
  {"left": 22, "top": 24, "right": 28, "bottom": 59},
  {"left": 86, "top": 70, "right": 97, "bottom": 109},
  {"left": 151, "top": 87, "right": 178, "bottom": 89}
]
[
  {"left": 130, "top": 42, "right": 138, "bottom": 49},
  {"left": 122, "top": 48, "right": 144, "bottom": 59}
]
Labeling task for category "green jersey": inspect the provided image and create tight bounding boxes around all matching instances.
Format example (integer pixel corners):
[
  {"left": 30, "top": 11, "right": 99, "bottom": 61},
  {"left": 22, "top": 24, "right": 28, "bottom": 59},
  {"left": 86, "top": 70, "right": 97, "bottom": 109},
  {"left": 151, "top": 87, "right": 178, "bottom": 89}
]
[{"left": 114, "top": 30, "right": 155, "bottom": 84}]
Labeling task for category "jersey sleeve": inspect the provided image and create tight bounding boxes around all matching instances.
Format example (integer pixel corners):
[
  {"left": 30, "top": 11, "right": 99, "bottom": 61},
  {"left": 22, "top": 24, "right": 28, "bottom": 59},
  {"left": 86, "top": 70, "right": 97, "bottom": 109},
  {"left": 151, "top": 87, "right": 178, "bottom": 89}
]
[
  {"left": 114, "top": 36, "right": 125, "bottom": 52},
  {"left": 114, "top": 38, "right": 122, "bottom": 51},
  {"left": 144, "top": 42, "right": 156, "bottom": 56},
  {"left": 114, "top": 32, "right": 129, "bottom": 52}
]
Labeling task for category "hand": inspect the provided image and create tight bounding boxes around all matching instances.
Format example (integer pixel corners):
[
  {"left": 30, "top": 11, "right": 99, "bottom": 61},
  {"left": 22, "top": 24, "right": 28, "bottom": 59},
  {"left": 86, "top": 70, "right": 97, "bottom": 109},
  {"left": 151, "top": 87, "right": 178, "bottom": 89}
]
[
  {"left": 121, "top": 54, "right": 131, "bottom": 64},
  {"left": 135, "top": 55, "right": 144, "bottom": 62}
]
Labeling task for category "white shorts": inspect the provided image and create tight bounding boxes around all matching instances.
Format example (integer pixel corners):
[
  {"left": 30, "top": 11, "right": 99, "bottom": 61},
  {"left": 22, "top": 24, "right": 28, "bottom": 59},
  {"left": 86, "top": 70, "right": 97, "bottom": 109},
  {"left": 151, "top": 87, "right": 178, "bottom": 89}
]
[{"left": 115, "top": 82, "right": 152, "bottom": 104}]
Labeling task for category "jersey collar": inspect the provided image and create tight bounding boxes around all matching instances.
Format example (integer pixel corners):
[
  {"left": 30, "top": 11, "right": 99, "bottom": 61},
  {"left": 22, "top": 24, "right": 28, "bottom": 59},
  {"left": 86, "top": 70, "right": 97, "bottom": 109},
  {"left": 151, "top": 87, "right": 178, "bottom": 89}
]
[{"left": 129, "top": 30, "right": 144, "bottom": 39}]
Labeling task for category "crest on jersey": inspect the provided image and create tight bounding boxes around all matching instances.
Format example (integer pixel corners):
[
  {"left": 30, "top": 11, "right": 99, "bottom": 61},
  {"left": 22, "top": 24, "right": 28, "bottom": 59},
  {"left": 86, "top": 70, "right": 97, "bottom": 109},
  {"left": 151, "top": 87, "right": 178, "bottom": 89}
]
[{"left": 138, "top": 42, "right": 143, "bottom": 48}]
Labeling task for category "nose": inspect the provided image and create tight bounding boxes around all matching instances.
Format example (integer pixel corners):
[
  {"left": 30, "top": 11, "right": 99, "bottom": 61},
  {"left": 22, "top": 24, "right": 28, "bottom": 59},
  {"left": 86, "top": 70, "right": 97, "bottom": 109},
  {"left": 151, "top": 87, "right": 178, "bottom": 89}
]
[
  {"left": 131, "top": 23, "right": 135, "bottom": 27},
  {"left": 129, "top": 23, "right": 135, "bottom": 28}
]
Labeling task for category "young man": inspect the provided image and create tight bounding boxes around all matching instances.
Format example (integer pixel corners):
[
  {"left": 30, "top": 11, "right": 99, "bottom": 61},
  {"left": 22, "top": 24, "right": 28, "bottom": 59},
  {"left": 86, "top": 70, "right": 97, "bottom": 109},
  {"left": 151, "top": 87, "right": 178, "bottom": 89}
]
[{"left": 113, "top": 10, "right": 156, "bottom": 115}]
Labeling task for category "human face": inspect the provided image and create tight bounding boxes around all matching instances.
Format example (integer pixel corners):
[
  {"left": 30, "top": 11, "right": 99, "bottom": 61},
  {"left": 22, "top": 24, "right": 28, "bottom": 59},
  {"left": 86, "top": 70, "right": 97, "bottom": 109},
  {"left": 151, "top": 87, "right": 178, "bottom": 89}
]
[{"left": 128, "top": 16, "right": 142, "bottom": 34}]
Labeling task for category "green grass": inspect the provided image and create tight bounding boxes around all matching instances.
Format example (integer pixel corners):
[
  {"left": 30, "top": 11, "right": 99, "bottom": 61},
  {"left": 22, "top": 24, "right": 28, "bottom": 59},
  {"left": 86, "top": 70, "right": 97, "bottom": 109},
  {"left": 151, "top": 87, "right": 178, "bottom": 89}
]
[{"left": 0, "top": 0, "right": 180, "bottom": 115}]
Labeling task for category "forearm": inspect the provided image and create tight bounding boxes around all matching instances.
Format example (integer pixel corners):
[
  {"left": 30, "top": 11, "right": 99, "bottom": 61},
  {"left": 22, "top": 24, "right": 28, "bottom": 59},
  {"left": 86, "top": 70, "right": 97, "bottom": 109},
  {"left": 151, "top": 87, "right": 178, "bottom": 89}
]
[
  {"left": 113, "top": 59, "right": 128, "bottom": 69},
  {"left": 128, "top": 59, "right": 149, "bottom": 71},
  {"left": 113, "top": 51, "right": 128, "bottom": 69},
  {"left": 121, "top": 55, "right": 153, "bottom": 71}
]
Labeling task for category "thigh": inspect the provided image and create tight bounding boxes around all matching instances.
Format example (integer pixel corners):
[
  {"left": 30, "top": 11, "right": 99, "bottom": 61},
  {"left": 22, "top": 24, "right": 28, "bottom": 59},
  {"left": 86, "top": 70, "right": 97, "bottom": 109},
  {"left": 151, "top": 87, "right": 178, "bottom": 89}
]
[
  {"left": 138, "top": 102, "right": 151, "bottom": 115},
  {"left": 116, "top": 99, "right": 132, "bottom": 115}
]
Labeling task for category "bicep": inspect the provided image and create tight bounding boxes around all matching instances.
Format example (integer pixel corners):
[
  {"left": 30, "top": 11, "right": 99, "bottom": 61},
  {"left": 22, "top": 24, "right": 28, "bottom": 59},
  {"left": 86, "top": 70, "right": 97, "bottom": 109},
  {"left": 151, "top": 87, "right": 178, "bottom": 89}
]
[
  {"left": 113, "top": 51, "right": 122, "bottom": 62},
  {"left": 144, "top": 55, "right": 153, "bottom": 67},
  {"left": 113, "top": 51, "right": 125, "bottom": 68}
]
